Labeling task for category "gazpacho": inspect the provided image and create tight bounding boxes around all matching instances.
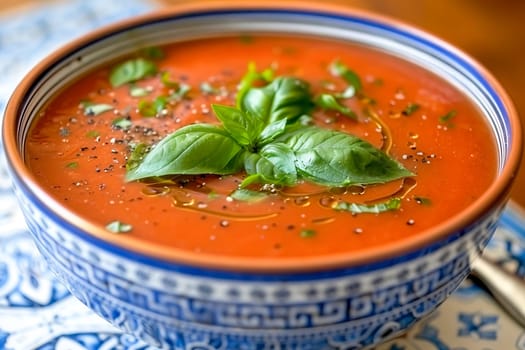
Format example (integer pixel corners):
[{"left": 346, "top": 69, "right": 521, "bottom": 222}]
[{"left": 25, "top": 35, "right": 497, "bottom": 258}]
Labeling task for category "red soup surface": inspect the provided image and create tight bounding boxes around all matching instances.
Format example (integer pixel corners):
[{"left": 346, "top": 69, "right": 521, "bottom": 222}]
[{"left": 25, "top": 35, "right": 497, "bottom": 259}]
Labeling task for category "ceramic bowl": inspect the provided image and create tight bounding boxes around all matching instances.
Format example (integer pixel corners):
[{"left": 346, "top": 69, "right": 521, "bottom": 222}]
[{"left": 2, "top": 2, "right": 522, "bottom": 349}]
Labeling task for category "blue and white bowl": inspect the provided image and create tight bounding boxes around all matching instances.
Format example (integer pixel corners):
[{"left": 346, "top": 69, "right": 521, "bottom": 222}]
[{"left": 2, "top": 2, "right": 521, "bottom": 349}]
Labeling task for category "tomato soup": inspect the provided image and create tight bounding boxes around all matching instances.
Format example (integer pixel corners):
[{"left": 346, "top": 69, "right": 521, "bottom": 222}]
[{"left": 25, "top": 35, "right": 497, "bottom": 259}]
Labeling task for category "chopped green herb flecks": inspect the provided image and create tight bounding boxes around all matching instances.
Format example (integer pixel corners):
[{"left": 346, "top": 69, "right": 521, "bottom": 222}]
[
  {"left": 334, "top": 197, "right": 402, "bottom": 214},
  {"left": 200, "top": 82, "right": 219, "bottom": 95},
  {"left": 315, "top": 93, "right": 356, "bottom": 119},
  {"left": 83, "top": 103, "right": 114, "bottom": 116},
  {"left": 129, "top": 85, "right": 152, "bottom": 97},
  {"left": 106, "top": 220, "right": 133, "bottom": 233},
  {"left": 138, "top": 96, "right": 168, "bottom": 117},
  {"left": 329, "top": 60, "right": 362, "bottom": 93},
  {"left": 110, "top": 58, "right": 157, "bottom": 87},
  {"left": 161, "top": 71, "right": 179, "bottom": 89},
  {"left": 439, "top": 110, "right": 457, "bottom": 126},
  {"left": 300, "top": 229, "right": 316, "bottom": 238},
  {"left": 336, "top": 86, "right": 357, "bottom": 99},
  {"left": 85, "top": 130, "right": 100, "bottom": 138},
  {"left": 402, "top": 103, "right": 421, "bottom": 116},
  {"left": 66, "top": 161, "right": 78, "bottom": 169},
  {"left": 112, "top": 117, "right": 132, "bottom": 130},
  {"left": 230, "top": 188, "right": 269, "bottom": 202},
  {"left": 170, "top": 83, "right": 191, "bottom": 101}
]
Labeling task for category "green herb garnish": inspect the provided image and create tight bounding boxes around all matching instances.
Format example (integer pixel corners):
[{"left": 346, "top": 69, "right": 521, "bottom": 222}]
[
  {"left": 112, "top": 117, "right": 132, "bottom": 130},
  {"left": 170, "top": 83, "right": 191, "bottom": 101},
  {"left": 66, "top": 161, "right": 78, "bottom": 169},
  {"left": 129, "top": 85, "right": 152, "bottom": 97},
  {"left": 336, "top": 86, "right": 357, "bottom": 99},
  {"left": 200, "top": 82, "right": 219, "bottom": 95},
  {"left": 402, "top": 103, "right": 421, "bottom": 116},
  {"left": 83, "top": 103, "right": 114, "bottom": 116},
  {"left": 236, "top": 62, "right": 274, "bottom": 107},
  {"left": 300, "top": 229, "right": 317, "bottom": 238},
  {"left": 85, "top": 130, "right": 100, "bottom": 138},
  {"left": 106, "top": 220, "right": 133, "bottom": 233},
  {"left": 126, "top": 143, "right": 149, "bottom": 172},
  {"left": 161, "top": 71, "right": 179, "bottom": 89},
  {"left": 138, "top": 96, "right": 168, "bottom": 117},
  {"left": 315, "top": 93, "right": 356, "bottom": 119},
  {"left": 329, "top": 60, "right": 362, "bottom": 93},
  {"left": 439, "top": 110, "right": 457, "bottom": 125},
  {"left": 110, "top": 58, "right": 157, "bottom": 87},
  {"left": 334, "top": 197, "right": 402, "bottom": 214},
  {"left": 126, "top": 74, "right": 413, "bottom": 189},
  {"left": 230, "top": 188, "right": 269, "bottom": 202}
]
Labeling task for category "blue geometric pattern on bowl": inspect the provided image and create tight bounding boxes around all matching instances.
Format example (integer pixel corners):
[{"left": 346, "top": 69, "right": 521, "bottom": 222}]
[
  {"left": 14, "top": 175, "right": 498, "bottom": 349},
  {"left": 1, "top": 1, "right": 524, "bottom": 350}
]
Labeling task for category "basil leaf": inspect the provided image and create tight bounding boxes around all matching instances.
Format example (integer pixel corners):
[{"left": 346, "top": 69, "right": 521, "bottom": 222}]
[
  {"left": 280, "top": 126, "right": 413, "bottom": 186},
  {"left": 242, "top": 143, "right": 297, "bottom": 186},
  {"left": 211, "top": 104, "right": 264, "bottom": 147},
  {"left": 240, "top": 77, "right": 313, "bottom": 124},
  {"left": 258, "top": 118, "right": 288, "bottom": 145},
  {"left": 334, "top": 197, "right": 401, "bottom": 214},
  {"left": 126, "top": 124, "right": 244, "bottom": 181},
  {"left": 230, "top": 188, "right": 269, "bottom": 202},
  {"left": 110, "top": 58, "right": 157, "bottom": 87},
  {"left": 330, "top": 60, "right": 362, "bottom": 93},
  {"left": 315, "top": 94, "right": 356, "bottom": 119},
  {"left": 236, "top": 62, "right": 274, "bottom": 107}
]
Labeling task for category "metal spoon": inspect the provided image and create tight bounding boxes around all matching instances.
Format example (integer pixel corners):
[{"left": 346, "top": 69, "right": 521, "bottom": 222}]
[{"left": 470, "top": 255, "right": 525, "bottom": 328}]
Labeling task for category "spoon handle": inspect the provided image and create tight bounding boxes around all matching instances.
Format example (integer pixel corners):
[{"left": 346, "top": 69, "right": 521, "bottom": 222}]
[{"left": 471, "top": 256, "right": 525, "bottom": 328}]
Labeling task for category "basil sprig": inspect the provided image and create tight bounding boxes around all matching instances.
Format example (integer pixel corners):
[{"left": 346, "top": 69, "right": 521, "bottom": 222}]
[{"left": 126, "top": 73, "right": 413, "bottom": 189}]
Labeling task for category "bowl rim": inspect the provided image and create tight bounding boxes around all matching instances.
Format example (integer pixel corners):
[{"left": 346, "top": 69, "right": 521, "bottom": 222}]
[{"left": 3, "top": 0, "right": 522, "bottom": 273}]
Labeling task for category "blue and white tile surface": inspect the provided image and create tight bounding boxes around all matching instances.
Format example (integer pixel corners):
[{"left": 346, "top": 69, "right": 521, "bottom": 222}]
[{"left": 0, "top": 0, "right": 524, "bottom": 349}]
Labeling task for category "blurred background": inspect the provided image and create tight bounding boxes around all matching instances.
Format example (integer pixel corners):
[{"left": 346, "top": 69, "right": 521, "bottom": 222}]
[{"left": 2, "top": 0, "right": 525, "bottom": 207}]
